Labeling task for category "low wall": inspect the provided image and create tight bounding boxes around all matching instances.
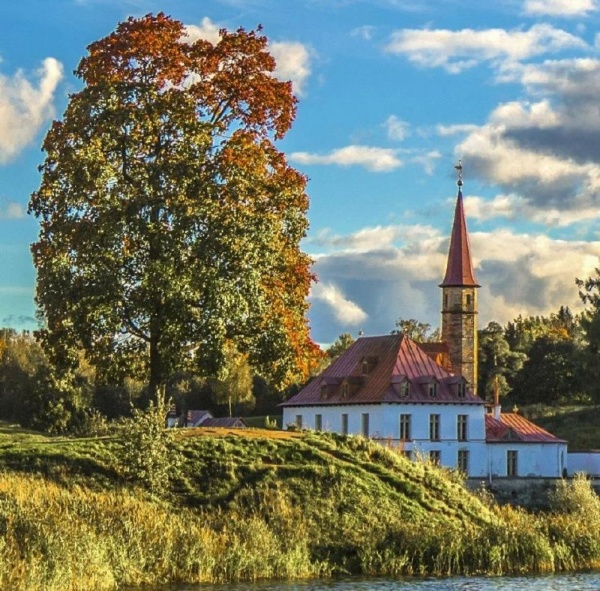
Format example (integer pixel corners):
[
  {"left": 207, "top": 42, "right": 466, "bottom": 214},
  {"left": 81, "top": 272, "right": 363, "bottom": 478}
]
[
  {"left": 466, "top": 477, "right": 600, "bottom": 511},
  {"left": 568, "top": 451, "right": 600, "bottom": 477}
]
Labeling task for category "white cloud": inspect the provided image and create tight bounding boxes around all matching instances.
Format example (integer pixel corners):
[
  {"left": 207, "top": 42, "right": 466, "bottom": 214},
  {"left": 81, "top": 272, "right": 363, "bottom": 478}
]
[
  {"left": 290, "top": 145, "right": 402, "bottom": 172},
  {"left": 308, "top": 223, "right": 599, "bottom": 342},
  {"left": 310, "top": 225, "right": 404, "bottom": 252},
  {"left": 384, "top": 115, "right": 410, "bottom": 141},
  {"left": 465, "top": 194, "right": 600, "bottom": 226},
  {"left": 310, "top": 282, "right": 368, "bottom": 325},
  {"left": 184, "top": 18, "right": 312, "bottom": 96},
  {"left": 0, "top": 57, "right": 63, "bottom": 164},
  {"left": 351, "top": 25, "right": 375, "bottom": 41},
  {"left": 183, "top": 17, "right": 221, "bottom": 45},
  {"left": 385, "top": 24, "right": 587, "bottom": 73},
  {"left": 411, "top": 150, "right": 441, "bottom": 175},
  {"left": 437, "top": 123, "right": 479, "bottom": 136},
  {"left": 0, "top": 202, "right": 25, "bottom": 219},
  {"left": 524, "top": 0, "right": 598, "bottom": 17},
  {"left": 269, "top": 41, "right": 312, "bottom": 96}
]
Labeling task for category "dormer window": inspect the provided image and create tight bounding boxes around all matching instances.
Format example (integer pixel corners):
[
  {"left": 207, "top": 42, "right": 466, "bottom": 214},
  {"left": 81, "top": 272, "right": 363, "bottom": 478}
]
[
  {"left": 341, "top": 382, "right": 348, "bottom": 399},
  {"left": 429, "top": 381, "right": 438, "bottom": 398},
  {"left": 457, "top": 382, "right": 466, "bottom": 398},
  {"left": 401, "top": 380, "right": 411, "bottom": 397},
  {"left": 320, "top": 384, "right": 327, "bottom": 400},
  {"left": 362, "top": 360, "right": 369, "bottom": 374}
]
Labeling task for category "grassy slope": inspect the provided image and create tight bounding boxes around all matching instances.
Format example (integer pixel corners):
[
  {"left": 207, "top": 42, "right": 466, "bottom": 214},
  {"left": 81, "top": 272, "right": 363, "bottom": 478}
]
[
  {"left": 520, "top": 405, "right": 600, "bottom": 449},
  {"left": 0, "top": 423, "right": 598, "bottom": 589}
]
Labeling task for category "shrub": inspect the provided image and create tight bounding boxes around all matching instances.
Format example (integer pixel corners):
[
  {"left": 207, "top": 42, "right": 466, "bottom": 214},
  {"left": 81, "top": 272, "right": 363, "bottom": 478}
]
[{"left": 117, "top": 400, "right": 180, "bottom": 493}]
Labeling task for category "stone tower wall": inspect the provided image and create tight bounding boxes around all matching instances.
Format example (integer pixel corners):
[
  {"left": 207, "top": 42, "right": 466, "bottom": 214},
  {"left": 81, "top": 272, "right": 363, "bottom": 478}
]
[{"left": 441, "top": 286, "right": 478, "bottom": 393}]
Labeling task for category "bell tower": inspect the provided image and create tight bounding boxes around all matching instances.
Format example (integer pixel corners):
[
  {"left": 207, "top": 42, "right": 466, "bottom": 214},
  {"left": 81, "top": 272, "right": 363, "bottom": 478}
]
[{"left": 440, "top": 161, "right": 480, "bottom": 393}]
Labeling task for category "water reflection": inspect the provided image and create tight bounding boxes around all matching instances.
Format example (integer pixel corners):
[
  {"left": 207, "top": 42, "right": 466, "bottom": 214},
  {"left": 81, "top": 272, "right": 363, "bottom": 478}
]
[{"left": 143, "top": 572, "right": 600, "bottom": 591}]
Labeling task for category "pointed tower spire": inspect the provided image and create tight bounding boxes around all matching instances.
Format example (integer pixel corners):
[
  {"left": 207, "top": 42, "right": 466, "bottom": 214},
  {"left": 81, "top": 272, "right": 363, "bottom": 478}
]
[
  {"left": 440, "top": 161, "right": 479, "bottom": 288},
  {"left": 440, "top": 161, "right": 480, "bottom": 393}
]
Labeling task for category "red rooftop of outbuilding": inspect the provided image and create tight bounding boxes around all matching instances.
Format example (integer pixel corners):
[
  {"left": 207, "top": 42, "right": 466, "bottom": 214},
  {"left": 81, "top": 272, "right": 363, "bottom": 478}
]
[{"left": 485, "top": 413, "right": 566, "bottom": 443}]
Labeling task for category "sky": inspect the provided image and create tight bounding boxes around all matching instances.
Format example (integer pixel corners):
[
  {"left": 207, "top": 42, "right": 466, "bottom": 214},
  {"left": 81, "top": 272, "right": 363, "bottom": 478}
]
[{"left": 3, "top": 0, "right": 600, "bottom": 346}]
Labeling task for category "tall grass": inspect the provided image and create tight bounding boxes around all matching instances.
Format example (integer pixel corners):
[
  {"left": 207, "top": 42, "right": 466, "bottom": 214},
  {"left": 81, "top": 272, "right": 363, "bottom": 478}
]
[{"left": 1, "top": 431, "right": 600, "bottom": 588}]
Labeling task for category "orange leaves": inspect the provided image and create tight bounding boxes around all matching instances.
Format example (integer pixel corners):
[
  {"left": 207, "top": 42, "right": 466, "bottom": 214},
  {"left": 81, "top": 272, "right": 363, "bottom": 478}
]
[{"left": 78, "top": 13, "right": 191, "bottom": 89}]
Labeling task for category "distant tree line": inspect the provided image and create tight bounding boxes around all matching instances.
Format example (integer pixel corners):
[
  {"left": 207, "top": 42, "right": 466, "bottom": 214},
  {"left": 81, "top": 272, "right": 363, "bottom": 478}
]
[{"left": 0, "top": 328, "right": 304, "bottom": 434}]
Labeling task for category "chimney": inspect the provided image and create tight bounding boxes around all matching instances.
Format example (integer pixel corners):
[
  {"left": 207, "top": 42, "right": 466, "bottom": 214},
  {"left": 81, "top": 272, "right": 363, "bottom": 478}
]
[{"left": 493, "top": 376, "right": 501, "bottom": 420}]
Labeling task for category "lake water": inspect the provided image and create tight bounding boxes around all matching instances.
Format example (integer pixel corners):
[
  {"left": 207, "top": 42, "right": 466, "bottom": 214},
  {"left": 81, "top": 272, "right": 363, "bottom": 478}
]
[{"left": 146, "top": 572, "right": 600, "bottom": 591}]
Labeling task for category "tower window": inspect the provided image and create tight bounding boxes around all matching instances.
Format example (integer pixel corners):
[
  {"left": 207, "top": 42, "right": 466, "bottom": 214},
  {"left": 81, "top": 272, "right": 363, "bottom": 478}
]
[{"left": 466, "top": 294, "right": 472, "bottom": 306}]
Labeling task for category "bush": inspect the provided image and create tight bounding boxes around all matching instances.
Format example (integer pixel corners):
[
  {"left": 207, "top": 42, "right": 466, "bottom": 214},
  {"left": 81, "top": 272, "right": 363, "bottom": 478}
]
[{"left": 117, "top": 400, "right": 180, "bottom": 493}]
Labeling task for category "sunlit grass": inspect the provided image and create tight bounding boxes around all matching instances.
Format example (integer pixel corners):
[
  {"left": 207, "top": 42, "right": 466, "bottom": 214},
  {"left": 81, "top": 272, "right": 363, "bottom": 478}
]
[{"left": 0, "top": 426, "right": 598, "bottom": 588}]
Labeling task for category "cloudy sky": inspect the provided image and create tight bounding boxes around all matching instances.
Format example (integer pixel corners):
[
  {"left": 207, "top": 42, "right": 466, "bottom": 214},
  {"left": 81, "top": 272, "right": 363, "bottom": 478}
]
[{"left": 3, "top": 0, "right": 600, "bottom": 346}]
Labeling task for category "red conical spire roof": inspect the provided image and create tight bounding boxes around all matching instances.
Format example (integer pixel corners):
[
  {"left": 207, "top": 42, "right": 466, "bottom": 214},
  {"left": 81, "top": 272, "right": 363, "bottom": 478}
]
[{"left": 440, "top": 189, "right": 479, "bottom": 287}]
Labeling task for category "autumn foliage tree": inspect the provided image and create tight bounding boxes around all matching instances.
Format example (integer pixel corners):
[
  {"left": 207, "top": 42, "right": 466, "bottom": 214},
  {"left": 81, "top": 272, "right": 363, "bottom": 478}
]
[{"left": 29, "top": 13, "right": 319, "bottom": 402}]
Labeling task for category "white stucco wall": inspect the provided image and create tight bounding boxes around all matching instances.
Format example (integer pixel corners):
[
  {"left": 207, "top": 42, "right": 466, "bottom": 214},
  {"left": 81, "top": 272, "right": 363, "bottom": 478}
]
[
  {"left": 283, "top": 402, "right": 489, "bottom": 477},
  {"left": 487, "top": 443, "right": 567, "bottom": 478},
  {"left": 567, "top": 452, "right": 600, "bottom": 477}
]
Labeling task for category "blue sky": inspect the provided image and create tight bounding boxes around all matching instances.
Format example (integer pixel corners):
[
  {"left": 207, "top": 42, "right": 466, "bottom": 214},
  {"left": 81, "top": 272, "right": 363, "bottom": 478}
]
[{"left": 2, "top": 0, "right": 600, "bottom": 346}]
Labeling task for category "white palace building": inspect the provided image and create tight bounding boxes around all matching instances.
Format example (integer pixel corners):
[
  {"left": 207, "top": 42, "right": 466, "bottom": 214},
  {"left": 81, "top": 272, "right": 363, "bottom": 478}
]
[{"left": 282, "top": 168, "right": 567, "bottom": 479}]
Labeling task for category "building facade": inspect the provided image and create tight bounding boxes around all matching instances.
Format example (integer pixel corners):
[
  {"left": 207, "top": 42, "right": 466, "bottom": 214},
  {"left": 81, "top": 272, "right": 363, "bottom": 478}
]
[{"left": 282, "top": 170, "right": 567, "bottom": 478}]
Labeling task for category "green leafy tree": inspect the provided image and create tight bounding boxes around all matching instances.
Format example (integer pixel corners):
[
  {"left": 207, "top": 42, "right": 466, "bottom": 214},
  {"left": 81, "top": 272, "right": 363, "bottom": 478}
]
[
  {"left": 391, "top": 318, "right": 440, "bottom": 343},
  {"left": 209, "top": 343, "right": 254, "bottom": 417},
  {"left": 29, "top": 14, "right": 318, "bottom": 403},
  {"left": 326, "top": 333, "right": 355, "bottom": 360},
  {"left": 510, "top": 336, "right": 584, "bottom": 405},
  {"left": 478, "top": 322, "right": 525, "bottom": 402}
]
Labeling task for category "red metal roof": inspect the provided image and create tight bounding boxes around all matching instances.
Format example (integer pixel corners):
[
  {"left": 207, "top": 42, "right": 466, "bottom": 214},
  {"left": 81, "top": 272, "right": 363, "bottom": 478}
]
[
  {"left": 201, "top": 417, "right": 247, "bottom": 428},
  {"left": 282, "top": 334, "right": 484, "bottom": 407},
  {"left": 485, "top": 413, "right": 566, "bottom": 443},
  {"left": 440, "top": 190, "right": 480, "bottom": 288}
]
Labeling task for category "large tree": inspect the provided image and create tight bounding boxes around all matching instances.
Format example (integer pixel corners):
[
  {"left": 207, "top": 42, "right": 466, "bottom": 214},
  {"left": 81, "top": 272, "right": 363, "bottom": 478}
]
[{"left": 29, "top": 14, "right": 318, "bottom": 401}]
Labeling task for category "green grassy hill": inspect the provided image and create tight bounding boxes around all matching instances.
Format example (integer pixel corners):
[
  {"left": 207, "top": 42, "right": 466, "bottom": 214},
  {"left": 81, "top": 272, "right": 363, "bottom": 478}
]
[
  {"left": 520, "top": 405, "right": 600, "bottom": 449},
  {"left": 0, "top": 423, "right": 598, "bottom": 590}
]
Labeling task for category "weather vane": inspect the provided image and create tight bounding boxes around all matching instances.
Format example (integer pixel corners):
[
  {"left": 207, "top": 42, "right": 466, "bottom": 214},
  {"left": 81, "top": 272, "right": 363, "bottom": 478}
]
[{"left": 454, "top": 159, "right": 463, "bottom": 188}]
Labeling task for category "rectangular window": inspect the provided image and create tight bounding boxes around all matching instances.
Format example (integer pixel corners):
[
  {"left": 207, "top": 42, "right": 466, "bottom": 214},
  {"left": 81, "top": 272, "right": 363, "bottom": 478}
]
[
  {"left": 429, "top": 414, "right": 440, "bottom": 441},
  {"left": 457, "top": 450, "right": 469, "bottom": 474},
  {"left": 341, "top": 413, "right": 348, "bottom": 435},
  {"left": 429, "top": 382, "right": 438, "bottom": 397},
  {"left": 457, "top": 415, "right": 468, "bottom": 441},
  {"left": 507, "top": 450, "right": 518, "bottom": 476},
  {"left": 457, "top": 382, "right": 466, "bottom": 398},
  {"left": 315, "top": 414, "right": 322, "bottom": 431},
  {"left": 429, "top": 450, "right": 441, "bottom": 465},
  {"left": 400, "top": 414, "right": 411, "bottom": 440},
  {"left": 295, "top": 415, "right": 302, "bottom": 429},
  {"left": 361, "top": 413, "right": 370, "bottom": 437}
]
